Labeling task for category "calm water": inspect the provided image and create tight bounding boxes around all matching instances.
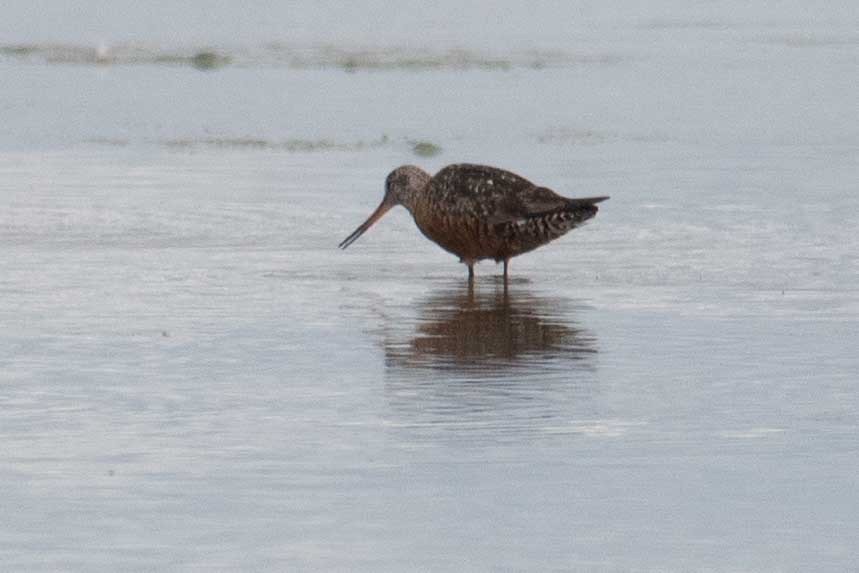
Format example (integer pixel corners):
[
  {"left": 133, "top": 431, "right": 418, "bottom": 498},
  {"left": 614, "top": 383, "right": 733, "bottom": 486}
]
[{"left": 2, "top": 2, "right": 858, "bottom": 571}]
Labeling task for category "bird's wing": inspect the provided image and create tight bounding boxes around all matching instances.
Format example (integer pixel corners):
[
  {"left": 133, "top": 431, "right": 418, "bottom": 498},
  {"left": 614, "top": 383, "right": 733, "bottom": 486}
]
[
  {"left": 430, "top": 164, "right": 547, "bottom": 219},
  {"left": 509, "top": 186, "right": 572, "bottom": 218},
  {"left": 429, "top": 163, "right": 608, "bottom": 224},
  {"left": 432, "top": 164, "right": 534, "bottom": 195}
]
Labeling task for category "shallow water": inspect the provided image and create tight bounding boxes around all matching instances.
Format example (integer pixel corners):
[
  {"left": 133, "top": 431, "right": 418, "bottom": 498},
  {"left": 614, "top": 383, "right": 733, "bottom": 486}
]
[{"left": 2, "top": 2, "right": 859, "bottom": 571}]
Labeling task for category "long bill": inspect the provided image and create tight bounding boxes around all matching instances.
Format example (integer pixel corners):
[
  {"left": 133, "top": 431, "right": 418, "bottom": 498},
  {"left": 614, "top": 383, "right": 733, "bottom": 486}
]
[{"left": 338, "top": 201, "right": 393, "bottom": 249}]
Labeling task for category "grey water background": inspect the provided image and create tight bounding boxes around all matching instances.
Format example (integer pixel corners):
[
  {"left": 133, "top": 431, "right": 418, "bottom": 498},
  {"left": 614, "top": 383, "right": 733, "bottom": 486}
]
[{"left": 2, "top": 2, "right": 858, "bottom": 570}]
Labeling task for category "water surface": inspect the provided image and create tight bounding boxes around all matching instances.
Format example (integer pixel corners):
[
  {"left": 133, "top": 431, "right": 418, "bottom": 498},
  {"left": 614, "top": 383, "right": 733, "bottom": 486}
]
[{"left": 2, "top": 2, "right": 858, "bottom": 571}]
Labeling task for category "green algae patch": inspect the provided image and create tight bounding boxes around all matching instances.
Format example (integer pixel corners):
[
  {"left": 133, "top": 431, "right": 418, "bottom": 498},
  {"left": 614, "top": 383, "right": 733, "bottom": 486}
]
[
  {"left": 411, "top": 141, "right": 443, "bottom": 157},
  {"left": 191, "top": 51, "right": 230, "bottom": 70}
]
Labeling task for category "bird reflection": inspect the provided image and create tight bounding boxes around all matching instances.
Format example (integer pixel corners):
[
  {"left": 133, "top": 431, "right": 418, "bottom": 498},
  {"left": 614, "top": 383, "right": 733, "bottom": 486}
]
[{"left": 384, "top": 280, "right": 596, "bottom": 376}]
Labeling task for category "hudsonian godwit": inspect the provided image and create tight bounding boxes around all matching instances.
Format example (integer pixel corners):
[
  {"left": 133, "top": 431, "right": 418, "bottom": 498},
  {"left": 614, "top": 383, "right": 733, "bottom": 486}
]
[{"left": 339, "top": 163, "right": 608, "bottom": 279}]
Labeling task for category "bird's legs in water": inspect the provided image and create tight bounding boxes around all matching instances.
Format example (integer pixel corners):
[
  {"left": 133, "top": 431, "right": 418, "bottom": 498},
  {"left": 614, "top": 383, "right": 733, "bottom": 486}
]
[{"left": 464, "top": 259, "right": 508, "bottom": 284}]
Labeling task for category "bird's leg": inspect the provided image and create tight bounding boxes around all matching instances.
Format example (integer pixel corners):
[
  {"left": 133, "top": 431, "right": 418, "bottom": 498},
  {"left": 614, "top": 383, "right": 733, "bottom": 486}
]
[
  {"left": 467, "top": 263, "right": 475, "bottom": 281},
  {"left": 503, "top": 259, "right": 509, "bottom": 282}
]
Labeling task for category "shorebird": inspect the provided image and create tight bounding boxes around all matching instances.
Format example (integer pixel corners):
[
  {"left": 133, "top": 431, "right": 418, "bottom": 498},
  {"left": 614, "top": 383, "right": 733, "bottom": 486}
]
[{"left": 339, "top": 163, "right": 608, "bottom": 279}]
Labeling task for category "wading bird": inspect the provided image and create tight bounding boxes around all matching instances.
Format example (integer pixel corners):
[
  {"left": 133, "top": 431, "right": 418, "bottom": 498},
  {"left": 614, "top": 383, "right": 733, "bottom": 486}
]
[{"left": 339, "top": 163, "right": 608, "bottom": 280}]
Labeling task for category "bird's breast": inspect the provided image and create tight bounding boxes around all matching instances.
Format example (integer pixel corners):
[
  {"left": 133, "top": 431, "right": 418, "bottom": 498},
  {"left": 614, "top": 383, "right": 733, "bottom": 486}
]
[{"left": 410, "top": 201, "right": 503, "bottom": 261}]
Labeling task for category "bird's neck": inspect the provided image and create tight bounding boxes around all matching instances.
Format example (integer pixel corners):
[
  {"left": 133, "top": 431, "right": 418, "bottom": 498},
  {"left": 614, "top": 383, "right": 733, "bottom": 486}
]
[
  {"left": 397, "top": 187, "right": 419, "bottom": 212},
  {"left": 397, "top": 181, "right": 430, "bottom": 214}
]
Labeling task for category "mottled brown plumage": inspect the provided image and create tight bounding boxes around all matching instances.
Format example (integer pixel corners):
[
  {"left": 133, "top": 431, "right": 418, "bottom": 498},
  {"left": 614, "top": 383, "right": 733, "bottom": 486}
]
[{"left": 339, "top": 163, "right": 608, "bottom": 279}]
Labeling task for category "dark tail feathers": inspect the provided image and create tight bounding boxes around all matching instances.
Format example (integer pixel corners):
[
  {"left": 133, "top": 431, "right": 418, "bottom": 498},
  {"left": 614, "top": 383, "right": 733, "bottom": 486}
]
[{"left": 567, "top": 196, "right": 609, "bottom": 208}]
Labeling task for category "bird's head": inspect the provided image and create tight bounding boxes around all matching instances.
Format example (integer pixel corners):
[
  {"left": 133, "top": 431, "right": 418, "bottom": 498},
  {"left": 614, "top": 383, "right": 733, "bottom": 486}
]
[{"left": 339, "top": 165, "right": 430, "bottom": 249}]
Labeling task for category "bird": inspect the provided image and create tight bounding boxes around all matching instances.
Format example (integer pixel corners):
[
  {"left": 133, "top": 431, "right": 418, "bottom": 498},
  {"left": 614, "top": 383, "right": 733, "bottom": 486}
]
[{"left": 339, "top": 163, "right": 608, "bottom": 280}]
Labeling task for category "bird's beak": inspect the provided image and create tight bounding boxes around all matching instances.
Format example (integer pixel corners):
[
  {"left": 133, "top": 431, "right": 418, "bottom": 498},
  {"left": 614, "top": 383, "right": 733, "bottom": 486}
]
[{"left": 339, "top": 201, "right": 394, "bottom": 249}]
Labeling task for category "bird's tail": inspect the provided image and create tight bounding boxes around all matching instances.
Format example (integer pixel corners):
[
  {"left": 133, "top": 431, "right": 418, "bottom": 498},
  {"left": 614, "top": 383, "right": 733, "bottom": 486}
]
[
  {"left": 563, "top": 196, "right": 608, "bottom": 223},
  {"left": 566, "top": 196, "right": 609, "bottom": 208}
]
